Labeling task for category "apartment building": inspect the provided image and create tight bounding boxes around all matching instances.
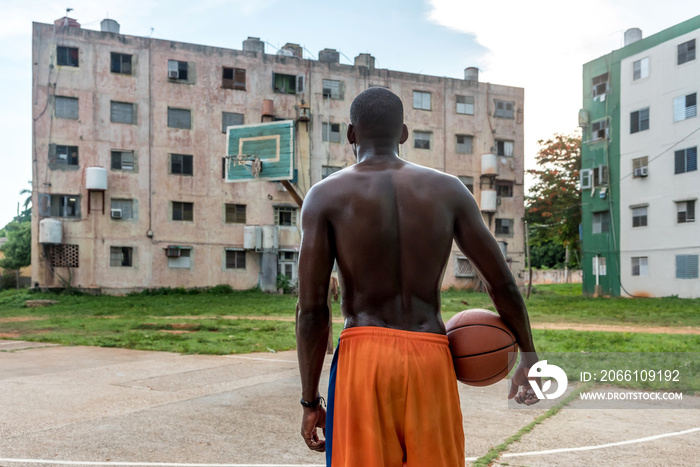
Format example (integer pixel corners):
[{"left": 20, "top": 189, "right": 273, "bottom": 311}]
[
  {"left": 580, "top": 15, "right": 700, "bottom": 298},
  {"left": 32, "top": 17, "right": 525, "bottom": 293}
]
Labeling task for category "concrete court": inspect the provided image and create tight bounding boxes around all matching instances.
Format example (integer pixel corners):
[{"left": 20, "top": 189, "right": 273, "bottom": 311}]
[{"left": 0, "top": 340, "right": 698, "bottom": 467}]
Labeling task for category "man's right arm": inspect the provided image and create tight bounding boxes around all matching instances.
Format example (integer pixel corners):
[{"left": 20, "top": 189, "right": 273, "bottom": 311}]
[{"left": 450, "top": 178, "right": 538, "bottom": 367}]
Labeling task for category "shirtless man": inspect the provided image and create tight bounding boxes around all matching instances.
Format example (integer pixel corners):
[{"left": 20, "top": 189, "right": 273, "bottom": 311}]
[{"left": 296, "top": 88, "right": 539, "bottom": 466}]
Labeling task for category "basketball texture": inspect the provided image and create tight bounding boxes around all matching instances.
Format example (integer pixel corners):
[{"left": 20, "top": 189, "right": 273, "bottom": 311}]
[{"left": 445, "top": 309, "right": 518, "bottom": 386}]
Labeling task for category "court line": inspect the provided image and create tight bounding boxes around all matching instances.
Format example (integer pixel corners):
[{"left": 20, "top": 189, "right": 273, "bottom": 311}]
[
  {"left": 224, "top": 355, "right": 298, "bottom": 364},
  {"left": 1, "top": 426, "right": 697, "bottom": 466},
  {"left": 501, "top": 426, "right": 700, "bottom": 458}
]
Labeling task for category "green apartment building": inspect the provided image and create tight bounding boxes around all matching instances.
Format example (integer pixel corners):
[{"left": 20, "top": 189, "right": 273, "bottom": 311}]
[{"left": 580, "top": 16, "right": 700, "bottom": 298}]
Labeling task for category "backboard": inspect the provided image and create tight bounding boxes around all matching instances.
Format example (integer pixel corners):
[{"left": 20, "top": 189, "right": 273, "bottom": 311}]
[{"left": 225, "top": 120, "right": 295, "bottom": 182}]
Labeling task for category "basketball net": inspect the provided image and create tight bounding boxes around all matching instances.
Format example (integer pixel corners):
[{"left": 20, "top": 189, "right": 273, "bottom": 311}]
[{"left": 228, "top": 154, "right": 262, "bottom": 178}]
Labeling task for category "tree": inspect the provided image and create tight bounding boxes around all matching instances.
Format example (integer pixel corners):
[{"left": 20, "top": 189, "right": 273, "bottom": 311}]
[
  {"left": 525, "top": 132, "right": 581, "bottom": 268},
  {"left": 0, "top": 221, "right": 31, "bottom": 271}
]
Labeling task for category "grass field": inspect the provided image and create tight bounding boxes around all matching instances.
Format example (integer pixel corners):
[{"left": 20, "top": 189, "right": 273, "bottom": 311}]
[{"left": 1, "top": 284, "right": 699, "bottom": 357}]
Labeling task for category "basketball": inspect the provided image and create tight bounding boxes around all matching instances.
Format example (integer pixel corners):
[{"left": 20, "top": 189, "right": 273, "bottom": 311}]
[{"left": 445, "top": 309, "right": 518, "bottom": 386}]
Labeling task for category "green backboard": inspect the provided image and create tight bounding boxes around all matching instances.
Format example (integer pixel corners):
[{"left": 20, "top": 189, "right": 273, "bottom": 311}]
[{"left": 225, "top": 120, "right": 295, "bottom": 182}]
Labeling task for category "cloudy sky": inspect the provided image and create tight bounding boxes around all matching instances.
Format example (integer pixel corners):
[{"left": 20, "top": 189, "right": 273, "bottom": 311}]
[{"left": 1, "top": 0, "right": 699, "bottom": 227}]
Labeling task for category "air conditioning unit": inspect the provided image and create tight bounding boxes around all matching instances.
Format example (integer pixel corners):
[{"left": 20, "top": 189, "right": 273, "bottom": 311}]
[
  {"left": 168, "top": 70, "right": 179, "bottom": 79},
  {"left": 110, "top": 209, "right": 122, "bottom": 219},
  {"left": 165, "top": 247, "right": 181, "bottom": 257},
  {"left": 634, "top": 167, "right": 648, "bottom": 177}
]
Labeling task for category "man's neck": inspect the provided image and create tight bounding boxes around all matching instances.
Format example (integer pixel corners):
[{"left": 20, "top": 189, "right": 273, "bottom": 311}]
[{"left": 356, "top": 142, "right": 401, "bottom": 164}]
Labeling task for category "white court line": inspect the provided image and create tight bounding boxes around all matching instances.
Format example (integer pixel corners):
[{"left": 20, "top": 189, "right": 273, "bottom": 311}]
[
  {"left": 2, "top": 426, "right": 697, "bottom": 466},
  {"left": 224, "top": 356, "right": 297, "bottom": 364},
  {"left": 501, "top": 426, "right": 700, "bottom": 458}
]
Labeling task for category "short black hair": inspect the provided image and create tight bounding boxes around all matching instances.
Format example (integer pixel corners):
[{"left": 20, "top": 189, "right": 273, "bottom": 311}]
[{"left": 350, "top": 87, "right": 404, "bottom": 139}]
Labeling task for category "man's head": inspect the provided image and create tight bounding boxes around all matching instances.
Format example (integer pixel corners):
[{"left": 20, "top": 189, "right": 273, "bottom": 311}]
[{"left": 349, "top": 88, "right": 407, "bottom": 144}]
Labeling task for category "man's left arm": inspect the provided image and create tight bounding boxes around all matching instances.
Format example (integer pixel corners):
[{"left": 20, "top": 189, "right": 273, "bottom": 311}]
[{"left": 296, "top": 188, "right": 335, "bottom": 451}]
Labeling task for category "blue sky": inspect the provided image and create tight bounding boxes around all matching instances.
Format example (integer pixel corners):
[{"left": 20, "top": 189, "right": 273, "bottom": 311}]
[{"left": 1, "top": 0, "right": 699, "bottom": 227}]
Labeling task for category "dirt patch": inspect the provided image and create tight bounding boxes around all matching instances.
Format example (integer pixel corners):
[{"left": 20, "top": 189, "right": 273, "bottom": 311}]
[
  {"left": 0, "top": 317, "right": 47, "bottom": 323},
  {"left": 531, "top": 322, "right": 700, "bottom": 335},
  {"left": 159, "top": 330, "right": 194, "bottom": 335},
  {"left": 0, "top": 332, "right": 21, "bottom": 338}
]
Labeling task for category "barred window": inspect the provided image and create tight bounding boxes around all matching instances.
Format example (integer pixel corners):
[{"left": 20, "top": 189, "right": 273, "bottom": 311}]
[
  {"left": 50, "top": 244, "right": 79, "bottom": 268},
  {"left": 110, "top": 247, "right": 133, "bottom": 267},
  {"left": 454, "top": 256, "right": 475, "bottom": 277},
  {"left": 225, "top": 250, "right": 246, "bottom": 269},
  {"left": 225, "top": 204, "right": 246, "bottom": 223},
  {"left": 274, "top": 206, "right": 297, "bottom": 226}
]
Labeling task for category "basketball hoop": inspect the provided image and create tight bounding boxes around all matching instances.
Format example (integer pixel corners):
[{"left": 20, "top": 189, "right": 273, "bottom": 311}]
[{"left": 227, "top": 154, "right": 262, "bottom": 178}]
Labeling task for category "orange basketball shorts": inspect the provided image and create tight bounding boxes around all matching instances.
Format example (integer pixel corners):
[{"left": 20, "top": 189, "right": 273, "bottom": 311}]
[{"left": 326, "top": 326, "right": 465, "bottom": 467}]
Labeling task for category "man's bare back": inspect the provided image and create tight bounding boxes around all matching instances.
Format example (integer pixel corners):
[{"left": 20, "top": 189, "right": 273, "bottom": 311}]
[{"left": 307, "top": 157, "right": 466, "bottom": 334}]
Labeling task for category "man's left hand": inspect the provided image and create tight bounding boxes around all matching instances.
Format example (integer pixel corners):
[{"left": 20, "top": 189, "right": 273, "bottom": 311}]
[{"left": 301, "top": 406, "right": 326, "bottom": 452}]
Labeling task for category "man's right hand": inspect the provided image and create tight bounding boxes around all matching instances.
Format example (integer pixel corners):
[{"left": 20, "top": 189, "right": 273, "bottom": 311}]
[
  {"left": 301, "top": 406, "right": 327, "bottom": 452},
  {"left": 508, "top": 362, "right": 540, "bottom": 405}
]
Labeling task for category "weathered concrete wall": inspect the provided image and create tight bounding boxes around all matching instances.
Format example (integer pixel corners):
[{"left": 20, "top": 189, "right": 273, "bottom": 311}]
[
  {"left": 32, "top": 21, "right": 525, "bottom": 293},
  {"left": 524, "top": 269, "right": 583, "bottom": 285}
]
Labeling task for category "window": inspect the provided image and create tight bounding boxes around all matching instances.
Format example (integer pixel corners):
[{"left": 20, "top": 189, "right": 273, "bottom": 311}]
[
  {"left": 677, "top": 200, "right": 695, "bottom": 223},
  {"left": 580, "top": 169, "right": 593, "bottom": 189},
  {"left": 167, "top": 247, "right": 191, "bottom": 269},
  {"left": 322, "top": 166, "right": 342, "bottom": 179},
  {"left": 592, "top": 211, "right": 610, "bottom": 234},
  {"left": 456, "top": 95, "right": 474, "bottom": 115},
  {"left": 676, "top": 254, "right": 699, "bottom": 279},
  {"left": 496, "top": 140, "right": 514, "bottom": 156},
  {"left": 456, "top": 135, "right": 473, "bottom": 154},
  {"left": 496, "top": 180, "right": 513, "bottom": 197},
  {"left": 273, "top": 73, "right": 303, "bottom": 94},
  {"left": 170, "top": 154, "right": 193, "bottom": 175},
  {"left": 49, "top": 244, "right": 79, "bottom": 268},
  {"left": 674, "top": 147, "right": 698, "bottom": 174},
  {"left": 47, "top": 194, "right": 80, "bottom": 218},
  {"left": 593, "top": 165, "right": 609, "bottom": 186},
  {"left": 172, "top": 202, "right": 194, "bottom": 221},
  {"left": 593, "top": 256, "right": 607, "bottom": 276},
  {"left": 111, "top": 150, "right": 135, "bottom": 171},
  {"left": 110, "top": 247, "right": 133, "bottom": 267},
  {"left": 322, "top": 79, "right": 342, "bottom": 99},
  {"left": 225, "top": 204, "right": 246, "bottom": 223},
  {"left": 413, "top": 91, "right": 431, "bottom": 110},
  {"left": 50, "top": 144, "right": 79, "bottom": 166},
  {"left": 592, "top": 73, "right": 609, "bottom": 99},
  {"left": 414, "top": 131, "right": 431, "bottom": 149},
  {"left": 57, "top": 46, "right": 78, "bottom": 67},
  {"left": 631, "top": 257, "right": 648, "bottom": 276},
  {"left": 495, "top": 218, "right": 513, "bottom": 236},
  {"left": 111, "top": 199, "right": 134, "bottom": 220},
  {"left": 458, "top": 176, "right": 474, "bottom": 193},
  {"left": 225, "top": 250, "right": 246, "bottom": 269},
  {"left": 222, "top": 112, "right": 244, "bottom": 133},
  {"left": 591, "top": 119, "right": 609, "bottom": 140},
  {"left": 222, "top": 67, "right": 246, "bottom": 90},
  {"left": 454, "top": 256, "right": 475, "bottom": 277},
  {"left": 494, "top": 100, "right": 514, "bottom": 119},
  {"left": 167, "top": 108, "right": 191, "bottom": 129},
  {"left": 55, "top": 96, "right": 78, "bottom": 119},
  {"left": 111, "top": 53, "right": 132, "bottom": 75},
  {"left": 630, "top": 108, "right": 649, "bottom": 133},
  {"left": 633, "top": 57, "right": 649, "bottom": 80},
  {"left": 631, "top": 206, "right": 647, "bottom": 227},
  {"left": 673, "top": 93, "right": 697, "bottom": 122},
  {"left": 167, "top": 60, "right": 188, "bottom": 80},
  {"left": 322, "top": 122, "right": 341, "bottom": 143},
  {"left": 111, "top": 101, "right": 137, "bottom": 125},
  {"left": 632, "top": 156, "right": 648, "bottom": 177},
  {"left": 678, "top": 39, "right": 696, "bottom": 65},
  {"left": 274, "top": 206, "right": 297, "bottom": 226}
]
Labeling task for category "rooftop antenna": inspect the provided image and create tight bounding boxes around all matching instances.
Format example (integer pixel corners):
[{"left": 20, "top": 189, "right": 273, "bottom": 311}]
[
  {"left": 148, "top": 27, "right": 154, "bottom": 37},
  {"left": 66, "top": 7, "right": 73, "bottom": 16}
]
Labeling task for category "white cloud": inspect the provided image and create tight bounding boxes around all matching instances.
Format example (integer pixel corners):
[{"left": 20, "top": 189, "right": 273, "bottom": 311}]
[{"left": 426, "top": 0, "right": 700, "bottom": 182}]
